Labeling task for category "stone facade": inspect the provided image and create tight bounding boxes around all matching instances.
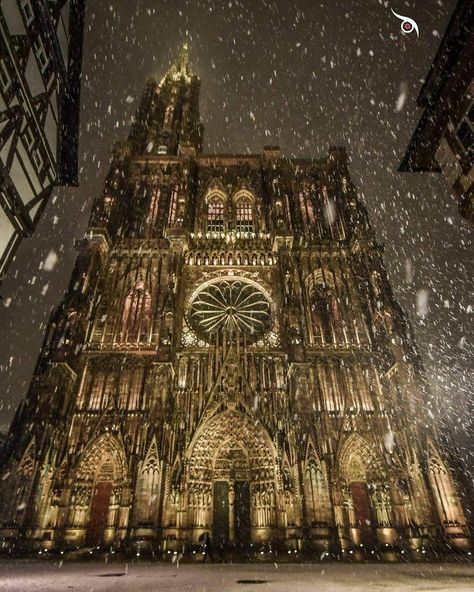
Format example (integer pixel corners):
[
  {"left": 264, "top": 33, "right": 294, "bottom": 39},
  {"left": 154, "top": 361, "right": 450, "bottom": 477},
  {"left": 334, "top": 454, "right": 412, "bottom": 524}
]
[{"left": 0, "top": 46, "right": 469, "bottom": 554}]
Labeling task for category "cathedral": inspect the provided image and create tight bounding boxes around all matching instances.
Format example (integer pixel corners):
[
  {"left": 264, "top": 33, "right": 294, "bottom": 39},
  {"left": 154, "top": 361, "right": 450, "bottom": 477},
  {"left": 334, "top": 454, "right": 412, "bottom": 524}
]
[{"left": 0, "top": 46, "right": 470, "bottom": 555}]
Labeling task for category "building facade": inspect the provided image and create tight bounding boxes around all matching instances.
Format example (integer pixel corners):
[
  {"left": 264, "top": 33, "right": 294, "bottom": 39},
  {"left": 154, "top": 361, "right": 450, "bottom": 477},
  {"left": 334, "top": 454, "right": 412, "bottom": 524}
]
[
  {"left": 400, "top": 0, "right": 474, "bottom": 223},
  {"left": 0, "top": 46, "right": 469, "bottom": 555},
  {"left": 0, "top": 0, "right": 86, "bottom": 280}
]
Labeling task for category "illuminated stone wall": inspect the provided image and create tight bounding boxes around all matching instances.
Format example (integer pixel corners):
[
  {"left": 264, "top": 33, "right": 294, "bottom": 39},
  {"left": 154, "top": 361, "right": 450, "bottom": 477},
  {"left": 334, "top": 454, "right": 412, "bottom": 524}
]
[{"left": 0, "top": 46, "right": 469, "bottom": 554}]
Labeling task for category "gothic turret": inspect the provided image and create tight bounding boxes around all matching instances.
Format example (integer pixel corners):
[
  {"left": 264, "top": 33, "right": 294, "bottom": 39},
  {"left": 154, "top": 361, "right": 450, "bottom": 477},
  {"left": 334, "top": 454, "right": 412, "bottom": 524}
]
[{"left": 129, "top": 43, "right": 204, "bottom": 157}]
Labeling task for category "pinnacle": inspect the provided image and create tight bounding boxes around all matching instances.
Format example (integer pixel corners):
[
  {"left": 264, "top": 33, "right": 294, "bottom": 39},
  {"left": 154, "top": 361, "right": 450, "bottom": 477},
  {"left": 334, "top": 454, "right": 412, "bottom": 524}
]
[
  {"left": 169, "top": 42, "right": 192, "bottom": 81},
  {"left": 177, "top": 42, "right": 189, "bottom": 68}
]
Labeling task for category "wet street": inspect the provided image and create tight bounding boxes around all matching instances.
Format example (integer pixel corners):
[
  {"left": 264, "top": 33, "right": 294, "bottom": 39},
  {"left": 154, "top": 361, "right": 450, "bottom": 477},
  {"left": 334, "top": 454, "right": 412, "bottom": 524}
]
[{"left": 0, "top": 560, "right": 473, "bottom": 591}]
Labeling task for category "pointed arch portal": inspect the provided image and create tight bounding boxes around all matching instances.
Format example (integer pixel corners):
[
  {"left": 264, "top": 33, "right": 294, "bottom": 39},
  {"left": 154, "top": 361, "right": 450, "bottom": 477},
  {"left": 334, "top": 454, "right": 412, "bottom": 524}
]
[
  {"left": 338, "top": 434, "right": 385, "bottom": 547},
  {"left": 185, "top": 411, "right": 277, "bottom": 543},
  {"left": 70, "top": 435, "right": 128, "bottom": 546}
]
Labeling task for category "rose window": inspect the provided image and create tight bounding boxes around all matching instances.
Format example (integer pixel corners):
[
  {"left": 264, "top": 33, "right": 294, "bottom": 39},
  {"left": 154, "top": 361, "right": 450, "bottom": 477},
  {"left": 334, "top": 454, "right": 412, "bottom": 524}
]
[{"left": 188, "top": 278, "right": 271, "bottom": 343}]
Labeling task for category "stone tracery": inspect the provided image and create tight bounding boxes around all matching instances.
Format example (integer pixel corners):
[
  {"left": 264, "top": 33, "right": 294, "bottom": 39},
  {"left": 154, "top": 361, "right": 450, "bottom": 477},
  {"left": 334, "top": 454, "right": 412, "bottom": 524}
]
[
  {"left": 188, "top": 277, "right": 272, "bottom": 343},
  {"left": 0, "top": 45, "right": 469, "bottom": 557}
]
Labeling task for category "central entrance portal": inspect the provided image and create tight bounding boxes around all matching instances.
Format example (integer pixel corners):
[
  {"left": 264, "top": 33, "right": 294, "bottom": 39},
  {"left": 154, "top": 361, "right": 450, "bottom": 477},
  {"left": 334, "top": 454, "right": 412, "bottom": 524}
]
[
  {"left": 213, "top": 480, "right": 251, "bottom": 543},
  {"left": 186, "top": 410, "right": 277, "bottom": 543}
]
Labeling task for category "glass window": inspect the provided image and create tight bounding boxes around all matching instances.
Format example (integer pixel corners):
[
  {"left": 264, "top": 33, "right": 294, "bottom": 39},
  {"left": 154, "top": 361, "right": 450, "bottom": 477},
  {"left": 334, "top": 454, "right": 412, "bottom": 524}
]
[
  {"left": 168, "top": 184, "right": 179, "bottom": 226},
  {"left": 121, "top": 280, "right": 152, "bottom": 342},
  {"left": 235, "top": 197, "right": 254, "bottom": 233},
  {"left": 89, "top": 373, "right": 106, "bottom": 410},
  {"left": 456, "top": 100, "right": 474, "bottom": 155},
  {"left": 118, "top": 369, "right": 142, "bottom": 409},
  {"left": 23, "top": 127, "right": 34, "bottom": 150},
  {"left": 457, "top": 120, "right": 474, "bottom": 154},
  {"left": 33, "top": 37, "right": 49, "bottom": 72},
  {"left": 32, "top": 148, "right": 43, "bottom": 171},
  {"left": 299, "top": 191, "right": 317, "bottom": 231},
  {"left": 164, "top": 104, "right": 174, "bottom": 128},
  {"left": 467, "top": 102, "right": 474, "bottom": 125},
  {"left": 20, "top": 0, "right": 34, "bottom": 25},
  {"left": 0, "top": 60, "right": 11, "bottom": 92},
  {"left": 145, "top": 187, "right": 160, "bottom": 236},
  {"left": 207, "top": 196, "right": 225, "bottom": 233}
]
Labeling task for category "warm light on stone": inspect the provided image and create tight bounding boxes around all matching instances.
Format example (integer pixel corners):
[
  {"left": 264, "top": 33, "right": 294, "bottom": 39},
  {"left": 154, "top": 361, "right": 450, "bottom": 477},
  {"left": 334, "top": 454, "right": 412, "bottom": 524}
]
[{"left": 0, "top": 45, "right": 469, "bottom": 557}]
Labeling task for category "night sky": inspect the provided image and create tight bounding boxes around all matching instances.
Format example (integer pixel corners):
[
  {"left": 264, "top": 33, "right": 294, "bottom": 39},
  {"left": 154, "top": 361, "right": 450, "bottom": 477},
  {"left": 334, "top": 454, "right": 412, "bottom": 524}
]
[{"left": 0, "top": 1, "right": 472, "bottom": 473}]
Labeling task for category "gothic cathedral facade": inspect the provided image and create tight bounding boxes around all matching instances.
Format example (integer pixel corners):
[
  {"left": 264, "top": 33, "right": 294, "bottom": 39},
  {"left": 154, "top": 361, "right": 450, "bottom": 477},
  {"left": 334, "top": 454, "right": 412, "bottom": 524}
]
[{"left": 0, "top": 46, "right": 470, "bottom": 554}]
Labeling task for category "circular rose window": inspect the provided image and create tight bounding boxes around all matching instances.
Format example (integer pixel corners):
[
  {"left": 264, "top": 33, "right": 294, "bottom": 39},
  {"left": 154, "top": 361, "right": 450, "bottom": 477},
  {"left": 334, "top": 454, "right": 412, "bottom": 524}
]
[{"left": 188, "top": 278, "right": 271, "bottom": 343}]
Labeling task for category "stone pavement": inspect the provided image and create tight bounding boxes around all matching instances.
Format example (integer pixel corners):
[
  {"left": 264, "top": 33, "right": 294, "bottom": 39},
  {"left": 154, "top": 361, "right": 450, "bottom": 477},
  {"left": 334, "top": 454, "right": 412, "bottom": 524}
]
[{"left": 0, "top": 559, "right": 473, "bottom": 592}]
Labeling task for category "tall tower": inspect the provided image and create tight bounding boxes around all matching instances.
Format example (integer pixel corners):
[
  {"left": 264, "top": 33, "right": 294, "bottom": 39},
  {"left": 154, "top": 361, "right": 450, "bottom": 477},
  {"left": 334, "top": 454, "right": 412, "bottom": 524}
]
[{"left": 0, "top": 47, "right": 469, "bottom": 555}]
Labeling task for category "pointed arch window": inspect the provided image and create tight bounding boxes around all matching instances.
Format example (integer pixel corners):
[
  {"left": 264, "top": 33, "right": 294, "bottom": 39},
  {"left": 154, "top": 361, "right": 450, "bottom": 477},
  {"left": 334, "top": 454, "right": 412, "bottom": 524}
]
[
  {"left": 370, "top": 270, "right": 382, "bottom": 297},
  {"left": 121, "top": 279, "right": 152, "bottom": 342},
  {"left": 299, "top": 191, "right": 317, "bottom": 234},
  {"left": 309, "top": 283, "right": 333, "bottom": 344},
  {"left": 207, "top": 196, "right": 225, "bottom": 233},
  {"left": 235, "top": 196, "right": 254, "bottom": 234},
  {"left": 145, "top": 187, "right": 161, "bottom": 236},
  {"left": 304, "top": 458, "right": 331, "bottom": 526},
  {"left": 307, "top": 271, "right": 344, "bottom": 345},
  {"left": 168, "top": 184, "right": 179, "bottom": 227},
  {"left": 118, "top": 367, "right": 144, "bottom": 410},
  {"left": 322, "top": 185, "right": 344, "bottom": 239},
  {"left": 429, "top": 448, "right": 466, "bottom": 526},
  {"left": 89, "top": 371, "right": 115, "bottom": 410},
  {"left": 135, "top": 441, "right": 161, "bottom": 524},
  {"left": 164, "top": 104, "right": 174, "bottom": 128},
  {"left": 103, "top": 195, "right": 114, "bottom": 218}
]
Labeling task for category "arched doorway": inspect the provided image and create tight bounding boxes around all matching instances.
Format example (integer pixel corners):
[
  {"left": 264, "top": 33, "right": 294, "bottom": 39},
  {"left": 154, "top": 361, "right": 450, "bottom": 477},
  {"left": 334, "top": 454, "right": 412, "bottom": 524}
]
[
  {"left": 67, "top": 434, "right": 128, "bottom": 547},
  {"left": 185, "top": 410, "right": 277, "bottom": 543},
  {"left": 338, "top": 434, "right": 392, "bottom": 548},
  {"left": 213, "top": 442, "right": 251, "bottom": 543},
  {"left": 87, "top": 460, "right": 114, "bottom": 545}
]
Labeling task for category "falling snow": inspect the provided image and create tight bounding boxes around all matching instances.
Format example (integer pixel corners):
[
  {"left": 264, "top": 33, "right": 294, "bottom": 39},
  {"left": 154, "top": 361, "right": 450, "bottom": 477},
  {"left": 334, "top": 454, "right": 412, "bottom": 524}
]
[
  {"left": 42, "top": 250, "right": 59, "bottom": 272},
  {"left": 0, "top": 0, "right": 472, "bottom": 516}
]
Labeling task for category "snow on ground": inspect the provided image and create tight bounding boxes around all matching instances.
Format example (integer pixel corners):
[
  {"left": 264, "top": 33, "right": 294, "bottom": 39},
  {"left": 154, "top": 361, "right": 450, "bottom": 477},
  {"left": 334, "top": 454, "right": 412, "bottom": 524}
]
[{"left": 0, "top": 560, "right": 473, "bottom": 592}]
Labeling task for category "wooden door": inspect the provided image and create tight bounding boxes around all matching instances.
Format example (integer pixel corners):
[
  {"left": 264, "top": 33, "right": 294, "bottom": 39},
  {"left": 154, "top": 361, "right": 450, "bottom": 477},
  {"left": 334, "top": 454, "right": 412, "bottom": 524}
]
[
  {"left": 86, "top": 481, "right": 112, "bottom": 546},
  {"left": 234, "top": 480, "right": 251, "bottom": 542},
  {"left": 350, "top": 481, "right": 374, "bottom": 547},
  {"left": 213, "top": 481, "right": 229, "bottom": 542}
]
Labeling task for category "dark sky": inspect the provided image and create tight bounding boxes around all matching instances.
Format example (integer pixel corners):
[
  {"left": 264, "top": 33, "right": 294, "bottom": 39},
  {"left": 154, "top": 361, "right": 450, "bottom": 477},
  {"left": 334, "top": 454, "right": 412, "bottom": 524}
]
[{"left": 0, "top": 0, "right": 472, "bottom": 471}]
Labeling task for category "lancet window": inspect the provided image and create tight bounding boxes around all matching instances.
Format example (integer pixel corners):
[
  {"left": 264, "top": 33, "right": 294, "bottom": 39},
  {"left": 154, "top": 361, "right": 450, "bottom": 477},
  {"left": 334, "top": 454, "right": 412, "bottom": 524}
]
[
  {"left": 164, "top": 104, "right": 174, "bottom": 128},
  {"left": 168, "top": 184, "right": 179, "bottom": 227},
  {"left": 304, "top": 457, "right": 331, "bottom": 526},
  {"left": 206, "top": 195, "right": 225, "bottom": 233},
  {"left": 89, "top": 371, "right": 115, "bottom": 410},
  {"left": 299, "top": 190, "right": 317, "bottom": 235},
  {"left": 103, "top": 195, "right": 114, "bottom": 218},
  {"left": 321, "top": 186, "right": 345, "bottom": 239},
  {"left": 429, "top": 446, "right": 466, "bottom": 526},
  {"left": 118, "top": 367, "right": 144, "bottom": 410},
  {"left": 309, "top": 283, "right": 333, "bottom": 343},
  {"left": 121, "top": 279, "right": 152, "bottom": 342},
  {"left": 235, "top": 196, "right": 254, "bottom": 234},
  {"left": 144, "top": 187, "right": 161, "bottom": 236},
  {"left": 307, "top": 271, "right": 344, "bottom": 344}
]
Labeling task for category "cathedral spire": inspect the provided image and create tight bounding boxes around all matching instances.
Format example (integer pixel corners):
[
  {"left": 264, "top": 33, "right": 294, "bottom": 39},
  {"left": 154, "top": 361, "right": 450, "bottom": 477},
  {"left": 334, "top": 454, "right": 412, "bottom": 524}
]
[
  {"left": 162, "top": 43, "right": 193, "bottom": 85},
  {"left": 129, "top": 42, "right": 203, "bottom": 156},
  {"left": 176, "top": 42, "right": 191, "bottom": 76}
]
